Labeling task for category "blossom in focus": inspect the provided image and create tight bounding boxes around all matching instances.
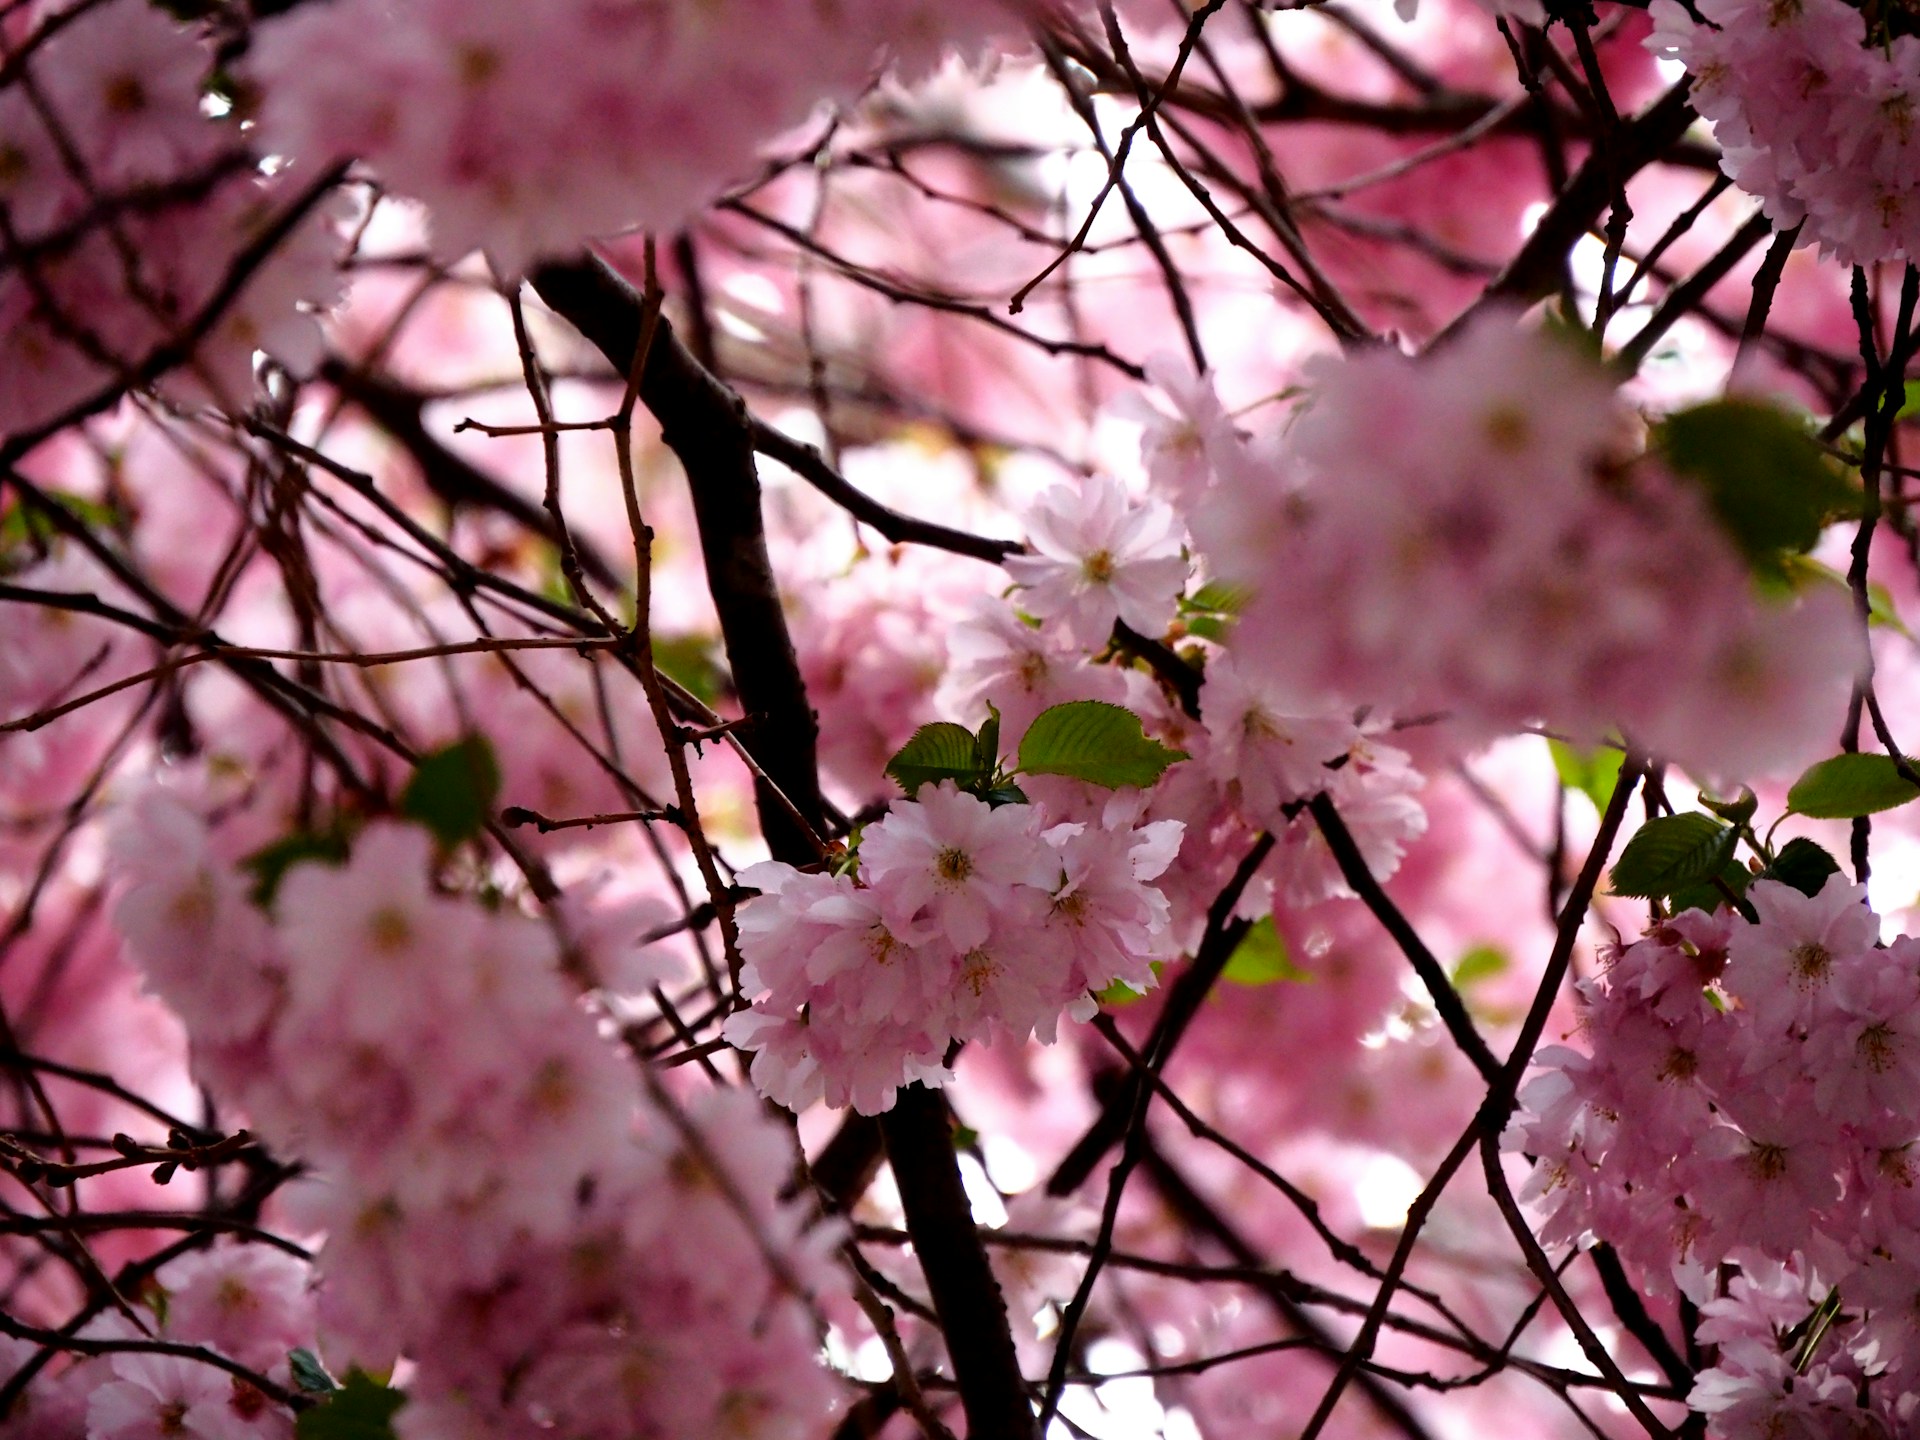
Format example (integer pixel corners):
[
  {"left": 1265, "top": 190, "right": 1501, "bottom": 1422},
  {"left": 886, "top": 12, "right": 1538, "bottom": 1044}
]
[
  {"left": 1003, "top": 473, "right": 1191, "bottom": 648},
  {"left": 727, "top": 782, "right": 1184, "bottom": 1114}
]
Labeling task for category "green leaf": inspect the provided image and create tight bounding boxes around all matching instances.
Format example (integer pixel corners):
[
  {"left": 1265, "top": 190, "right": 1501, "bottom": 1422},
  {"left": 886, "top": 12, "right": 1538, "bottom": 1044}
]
[
  {"left": 1182, "top": 581, "right": 1249, "bottom": 616},
  {"left": 1541, "top": 303, "right": 1606, "bottom": 363},
  {"left": 1868, "top": 579, "right": 1908, "bottom": 635},
  {"left": 886, "top": 722, "right": 989, "bottom": 796},
  {"left": 973, "top": 705, "right": 1002, "bottom": 779},
  {"left": 1759, "top": 837, "right": 1842, "bottom": 898},
  {"left": 1222, "top": 918, "right": 1311, "bottom": 986},
  {"left": 1015, "top": 701, "right": 1187, "bottom": 790},
  {"left": 1096, "top": 959, "right": 1164, "bottom": 1007},
  {"left": 1668, "top": 857, "right": 1752, "bottom": 917},
  {"left": 1, "top": 490, "right": 120, "bottom": 561},
  {"left": 1450, "top": 944, "right": 1509, "bottom": 989},
  {"left": 652, "top": 633, "right": 728, "bottom": 707},
  {"left": 1787, "top": 753, "right": 1920, "bottom": 819},
  {"left": 1609, "top": 813, "right": 1737, "bottom": 900},
  {"left": 1548, "top": 739, "right": 1625, "bottom": 814},
  {"left": 1656, "top": 399, "right": 1859, "bottom": 573},
  {"left": 295, "top": 1371, "right": 405, "bottom": 1440},
  {"left": 289, "top": 1348, "right": 338, "bottom": 1395},
  {"left": 242, "top": 830, "right": 351, "bottom": 906},
  {"left": 400, "top": 735, "right": 501, "bottom": 848}
]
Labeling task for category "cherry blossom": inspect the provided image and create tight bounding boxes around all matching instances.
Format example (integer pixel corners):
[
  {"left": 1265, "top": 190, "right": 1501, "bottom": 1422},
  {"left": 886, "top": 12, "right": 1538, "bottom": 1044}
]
[
  {"left": 248, "top": 0, "right": 1049, "bottom": 274},
  {"left": 1194, "top": 309, "right": 1864, "bottom": 781},
  {"left": 1650, "top": 0, "right": 1920, "bottom": 267},
  {"left": 728, "top": 781, "right": 1183, "bottom": 1114},
  {"left": 1002, "top": 473, "right": 1191, "bottom": 649},
  {"left": 4, "top": 2, "right": 1916, "bottom": 1437}
]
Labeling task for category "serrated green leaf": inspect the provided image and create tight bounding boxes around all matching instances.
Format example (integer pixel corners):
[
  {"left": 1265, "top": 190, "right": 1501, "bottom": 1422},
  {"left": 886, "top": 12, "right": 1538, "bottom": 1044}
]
[
  {"left": 1787, "top": 753, "right": 1920, "bottom": 819},
  {"left": 885, "top": 722, "right": 989, "bottom": 796},
  {"left": 1015, "top": 701, "right": 1187, "bottom": 790},
  {"left": 1222, "top": 917, "right": 1311, "bottom": 986},
  {"left": 1548, "top": 739, "right": 1625, "bottom": 814},
  {"left": 289, "top": 1348, "right": 338, "bottom": 1395},
  {"left": 1451, "top": 944, "right": 1509, "bottom": 989},
  {"left": 1668, "top": 856, "right": 1752, "bottom": 917},
  {"left": 1609, "top": 813, "right": 1736, "bottom": 899},
  {"left": 242, "top": 830, "right": 352, "bottom": 906},
  {"left": 294, "top": 1371, "right": 405, "bottom": 1440},
  {"left": 1656, "top": 399, "right": 1859, "bottom": 573},
  {"left": 400, "top": 735, "right": 501, "bottom": 848},
  {"left": 1759, "top": 837, "right": 1842, "bottom": 898}
]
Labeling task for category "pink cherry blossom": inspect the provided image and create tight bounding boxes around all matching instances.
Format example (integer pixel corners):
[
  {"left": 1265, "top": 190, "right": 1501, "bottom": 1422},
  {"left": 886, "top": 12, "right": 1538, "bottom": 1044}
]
[
  {"left": 857, "top": 781, "right": 1057, "bottom": 951},
  {"left": 1649, "top": 0, "right": 1920, "bottom": 267},
  {"left": 1002, "top": 473, "right": 1191, "bottom": 649}
]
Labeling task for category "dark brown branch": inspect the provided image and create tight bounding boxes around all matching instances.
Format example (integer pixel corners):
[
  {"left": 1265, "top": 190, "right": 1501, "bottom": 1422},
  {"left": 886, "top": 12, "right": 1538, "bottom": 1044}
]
[
  {"left": 747, "top": 419, "right": 1023, "bottom": 565},
  {"left": 878, "top": 1086, "right": 1040, "bottom": 1440},
  {"left": 529, "top": 253, "right": 828, "bottom": 860},
  {"left": 1307, "top": 793, "right": 1500, "bottom": 1085},
  {"left": 1442, "top": 81, "right": 1696, "bottom": 336},
  {"left": 531, "top": 252, "right": 1038, "bottom": 1440},
  {"left": 318, "top": 356, "right": 623, "bottom": 588}
]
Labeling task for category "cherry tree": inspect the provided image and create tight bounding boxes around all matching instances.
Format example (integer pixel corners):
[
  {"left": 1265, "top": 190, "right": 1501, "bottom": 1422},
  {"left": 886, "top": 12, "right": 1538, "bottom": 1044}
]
[{"left": 1, "top": 1, "right": 1918, "bottom": 1437}]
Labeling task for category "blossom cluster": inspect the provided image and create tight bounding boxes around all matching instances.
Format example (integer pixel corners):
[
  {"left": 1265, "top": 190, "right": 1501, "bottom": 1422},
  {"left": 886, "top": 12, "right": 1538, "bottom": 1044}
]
[
  {"left": 0, "top": 0, "right": 339, "bottom": 437},
  {"left": 726, "top": 782, "right": 1184, "bottom": 1114},
  {"left": 1511, "top": 875, "right": 1920, "bottom": 1437},
  {"left": 1650, "top": 0, "right": 1920, "bottom": 267},
  {"left": 1189, "top": 312, "right": 1862, "bottom": 781},
  {"left": 250, "top": 0, "right": 1048, "bottom": 274},
  {"left": 898, "top": 388, "right": 1432, "bottom": 942},
  {"left": 1, "top": 1243, "right": 316, "bottom": 1440},
  {"left": 98, "top": 794, "right": 843, "bottom": 1440}
]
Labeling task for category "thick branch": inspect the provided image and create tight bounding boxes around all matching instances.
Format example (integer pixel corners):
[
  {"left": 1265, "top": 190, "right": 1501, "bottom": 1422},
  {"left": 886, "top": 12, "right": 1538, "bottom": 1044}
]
[
  {"left": 878, "top": 1086, "right": 1040, "bottom": 1440},
  {"left": 1442, "top": 81, "right": 1697, "bottom": 336},
  {"left": 532, "top": 252, "right": 1036, "bottom": 1439},
  {"left": 529, "top": 254, "right": 827, "bottom": 859}
]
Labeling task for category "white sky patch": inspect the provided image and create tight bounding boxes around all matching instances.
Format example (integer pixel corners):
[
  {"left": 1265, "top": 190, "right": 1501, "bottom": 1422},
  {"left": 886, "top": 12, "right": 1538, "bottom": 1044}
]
[
  {"left": 715, "top": 270, "right": 781, "bottom": 342},
  {"left": 1868, "top": 830, "right": 1920, "bottom": 941},
  {"left": 983, "top": 1133, "right": 1040, "bottom": 1194},
  {"left": 1050, "top": 1338, "right": 1170, "bottom": 1440},
  {"left": 959, "top": 1150, "right": 1010, "bottom": 1227},
  {"left": 1355, "top": 1151, "right": 1425, "bottom": 1230}
]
